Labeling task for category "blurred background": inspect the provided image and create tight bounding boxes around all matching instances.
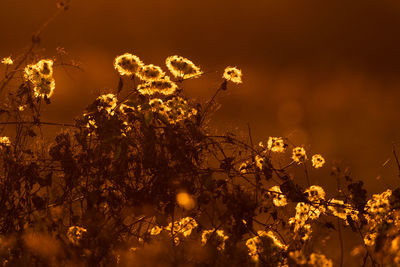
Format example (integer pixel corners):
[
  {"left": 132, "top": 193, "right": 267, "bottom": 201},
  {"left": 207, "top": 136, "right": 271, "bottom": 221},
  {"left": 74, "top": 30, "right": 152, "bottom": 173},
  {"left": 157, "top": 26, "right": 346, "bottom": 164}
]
[{"left": 1, "top": 0, "right": 400, "bottom": 194}]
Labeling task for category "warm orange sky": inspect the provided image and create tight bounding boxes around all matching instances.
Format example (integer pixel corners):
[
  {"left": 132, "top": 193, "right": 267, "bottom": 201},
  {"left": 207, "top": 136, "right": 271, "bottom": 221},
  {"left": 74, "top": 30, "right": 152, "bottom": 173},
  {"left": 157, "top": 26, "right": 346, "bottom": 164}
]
[{"left": 1, "top": 0, "right": 400, "bottom": 192}]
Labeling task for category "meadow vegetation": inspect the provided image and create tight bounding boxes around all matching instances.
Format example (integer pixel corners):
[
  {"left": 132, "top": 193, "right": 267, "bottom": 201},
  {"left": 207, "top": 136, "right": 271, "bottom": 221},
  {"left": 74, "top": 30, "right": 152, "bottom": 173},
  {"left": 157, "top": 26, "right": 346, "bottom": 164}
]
[{"left": 0, "top": 4, "right": 400, "bottom": 266}]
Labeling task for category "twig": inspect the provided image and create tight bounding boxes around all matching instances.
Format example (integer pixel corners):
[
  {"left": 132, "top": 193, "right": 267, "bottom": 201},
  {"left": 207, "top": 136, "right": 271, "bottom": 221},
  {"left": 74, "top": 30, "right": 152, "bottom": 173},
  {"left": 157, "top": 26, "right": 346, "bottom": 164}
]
[
  {"left": 392, "top": 143, "right": 400, "bottom": 179},
  {"left": 0, "top": 121, "right": 79, "bottom": 128}
]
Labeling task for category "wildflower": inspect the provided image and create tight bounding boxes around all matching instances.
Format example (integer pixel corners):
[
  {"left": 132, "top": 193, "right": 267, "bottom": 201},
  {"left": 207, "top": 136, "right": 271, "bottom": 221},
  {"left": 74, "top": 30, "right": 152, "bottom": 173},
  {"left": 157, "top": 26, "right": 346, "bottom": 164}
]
[
  {"left": 308, "top": 253, "right": 333, "bottom": 267},
  {"left": 364, "top": 189, "right": 392, "bottom": 224},
  {"left": 165, "top": 97, "right": 198, "bottom": 124},
  {"left": 165, "top": 55, "right": 202, "bottom": 79},
  {"left": 246, "top": 231, "right": 287, "bottom": 262},
  {"left": 96, "top": 93, "right": 118, "bottom": 115},
  {"left": 137, "top": 64, "right": 165, "bottom": 81},
  {"left": 0, "top": 137, "right": 11, "bottom": 147},
  {"left": 268, "top": 186, "right": 288, "bottom": 207},
  {"left": 267, "top": 137, "right": 286, "bottom": 153},
  {"left": 201, "top": 229, "right": 229, "bottom": 251},
  {"left": 164, "top": 217, "right": 198, "bottom": 238},
  {"left": 222, "top": 66, "right": 242, "bottom": 84},
  {"left": 67, "top": 226, "right": 87, "bottom": 245},
  {"left": 304, "top": 185, "right": 325, "bottom": 203},
  {"left": 176, "top": 192, "right": 195, "bottom": 210},
  {"left": 24, "top": 59, "right": 55, "bottom": 98},
  {"left": 1, "top": 57, "right": 13, "bottom": 65},
  {"left": 255, "top": 155, "right": 264, "bottom": 170},
  {"left": 138, "top": 76, "right": 178, "bottom": 96},
  {"left": 364, "top": 232, "right": 377, "bottom": 246},
  {"left": 311, "top": 154, "right": 325, "bottom": 168},
  {"left": 114, "top": 53, "right": 143, "bottom": 76},
  {"left": 289, "top": 201, "right": 325, "bottom": 233},
  {"left": 150, "top": 225, "right": 162, "bottom": 236},
  {"left": 327, "top": 198, "right": 359, "bottom": 224},
  {"left": 292, "top": 147, "right": 307, "bottom": 164}
]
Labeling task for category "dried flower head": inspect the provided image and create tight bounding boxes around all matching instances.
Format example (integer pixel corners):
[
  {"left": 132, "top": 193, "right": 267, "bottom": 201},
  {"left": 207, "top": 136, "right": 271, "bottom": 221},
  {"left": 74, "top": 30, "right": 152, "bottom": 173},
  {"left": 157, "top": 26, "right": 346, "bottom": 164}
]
[
  {"left": 304, "top": 185, "right": 326, "bottom": 202},
  {"left": 268, "top": 185, "right": 288, "bottom": 207},
  {"left": 311, "top": 154, "right": 325, "bottom": 168},
  {"left": 165, "top": 97, "right": 198, "bottom": 124},
  {"left": 67, "top": 226, "right": 87, "bottom": 245},
  {"left": 327, "top": 198, "right": 359, "bottom": 224},
  {"left": 138, "top": 76, "right": 178, "bottom": 96},
  {"left": 114, "top": 53, "right": 143, "bottom": 76},
  {"left": 150, "top": 225, "right": 162, "bottom": 236},
  {"left": 223, "top": 66, "right": 242, "bottom": 84},
  {"left": 24, "top": 59, "right": 55, "bottom": 98},
  {"left": 164, "top": 217, "right": 198, "bottom": 240},
  {"left": 1, "top": 57, "right": 13, "bottom": 65},
  {"left": 267, "top": 137, "right": 286, "bottom": 153},
  {"left": 0, "top": 137, "right": 11, "bottom": 147},
  {"left": 246, "top": 231, "right": 287, "bottom": 262},
  {"left": 137, "top": 64, "right": 165, "bottom": 81},
  {"left": 201, "top": 229, "right": 229, "bottom": 251},
  {"left": 292, "top": 147, "right": 307, "bottom": 164},
  {"left": 96, "top": 93, "right": 118, "bottom": 115},
  {"left": 165, "top": 55, "right": 202, "bottom": 79}
]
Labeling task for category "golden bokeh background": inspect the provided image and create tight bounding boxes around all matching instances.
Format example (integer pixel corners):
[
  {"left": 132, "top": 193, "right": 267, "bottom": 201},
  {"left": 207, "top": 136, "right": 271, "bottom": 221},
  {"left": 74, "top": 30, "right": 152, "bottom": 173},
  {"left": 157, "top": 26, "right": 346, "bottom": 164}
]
[{"left": 1, "top": 0, "right": 400, "bottom": 194}]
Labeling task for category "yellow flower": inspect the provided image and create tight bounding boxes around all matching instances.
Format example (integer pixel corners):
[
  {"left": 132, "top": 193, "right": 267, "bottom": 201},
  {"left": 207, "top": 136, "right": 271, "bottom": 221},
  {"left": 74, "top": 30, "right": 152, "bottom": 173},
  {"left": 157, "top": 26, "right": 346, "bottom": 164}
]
[
  {"left": 201, "top": 229, "right": 229, "bottom": 251},
  {"left": 304, "top": 185, "right": 325, "bottom": 202},
  {"left": 137, "top": 64, "right": 165, "bottom": 81},
  {"left": 327, "top": 198, "right": 359, "bottom": 224},
  {"left": 311, "top": 154, "right": 325, "bottom": 168},
  {"left": 114, "top": 53, "right": 143, "bottom": 76},
  {"left": 1, "top": 57, "right": 13, "bottom": 65},
  {"left": 0, "top": 137, "right": 11, "bottom": 147},
  {"left": 222, "top": 66, "right": 242, "bottom": 84},
  {"left": 150, "top": 225, "right": 163, "bottom": 235},
  {"left": 96, "top": 93, "right": 118, "bottom": 115},
  {"left": 24, "top": 59, "right": 55, "bottom": 98},
  {"left": 164, "top": 217, "right": 198, "bottom": 238},
  {"left": 268, "top": 185, "right": 288, "bottom": 207},
  {"left": 165, "top": 55, "right": 202, "bottom": 79},
  {"left": 246, "top": 231, "right": 287, "bottom": 262},
  {"left": 267, "top": 137, "right": 286, "bottom": 153},
  {"left": 138, "top": 76, "right": 178, "bottom": 96},
  {"left": 292, "top": 147, "right": 307, "bottom": 164}
]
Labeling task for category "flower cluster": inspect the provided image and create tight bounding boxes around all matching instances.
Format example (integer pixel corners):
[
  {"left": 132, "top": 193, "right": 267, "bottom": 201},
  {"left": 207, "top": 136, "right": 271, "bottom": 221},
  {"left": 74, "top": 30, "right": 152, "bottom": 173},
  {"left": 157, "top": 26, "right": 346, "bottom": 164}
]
[
  {"left": 245, "top": 230, "right": 287, "bottom": 262},
  {"left": 201, "top": 229, "right": 229, "bottom": 251},
  {"left": 266, "top": 137, "right": 286, "bottom": 153},
  {"left": 150, "top": 217, "right": 198, "bottom": 245},
  {"left": 223, "top": 66, "right": 242, "bottom": 84},
  {"left": 24, "top": 59, "right": 55, "bottom": 98},
  {"left": 165, "top": 55, "right": 202, "bottom": 80},
  {"left": 268, "top": 185, "right": 288, "bottom": 207}
]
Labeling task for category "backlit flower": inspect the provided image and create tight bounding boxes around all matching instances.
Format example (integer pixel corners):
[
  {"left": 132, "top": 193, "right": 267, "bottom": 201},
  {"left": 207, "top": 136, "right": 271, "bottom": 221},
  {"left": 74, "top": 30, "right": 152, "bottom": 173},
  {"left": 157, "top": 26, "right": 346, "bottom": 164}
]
[
  {"left": 223, "top": 66, "right": 242, "bottom": 84},
  {"left": 267, "top": 137, "right": 286, "bottom": 153},
  {"left": 311, "top": 154, "right": 325, "bottom": 168},
  {"left": 165, "top": 55, "right": 202, "bottom": 79},
  {"left": 292, "top": 147, "right": 307, "bottom": 164},
  {"left": 137, "top": 64, "right": 165, "bottom": 81},
  {"left": 114, "top": 53, "right": 143, "bottom": 76}
]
